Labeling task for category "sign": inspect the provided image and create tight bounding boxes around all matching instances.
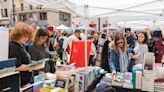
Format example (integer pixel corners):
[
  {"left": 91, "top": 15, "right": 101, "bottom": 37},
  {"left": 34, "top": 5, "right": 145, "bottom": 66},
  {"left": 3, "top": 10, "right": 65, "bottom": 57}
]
[{"left": 69, "top": 40, "right": 92, "bottom": 67}]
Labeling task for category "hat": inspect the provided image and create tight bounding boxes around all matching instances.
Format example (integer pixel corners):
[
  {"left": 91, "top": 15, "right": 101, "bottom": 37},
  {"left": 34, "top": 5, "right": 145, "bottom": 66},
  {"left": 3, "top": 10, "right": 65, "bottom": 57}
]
[{"left": 47, "top": 25, "right": 54, "bottom": 31}]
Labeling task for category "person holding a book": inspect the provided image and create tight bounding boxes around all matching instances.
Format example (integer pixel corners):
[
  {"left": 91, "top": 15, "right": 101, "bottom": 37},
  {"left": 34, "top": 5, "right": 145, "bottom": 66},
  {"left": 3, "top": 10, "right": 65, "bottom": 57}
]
[
  {"left": 9, "top": 23, "right": 37, "bottom": 86},
  {"left": 28, "top": 28, "right": 53, "bottom": 74},
  {"left": 109, "top": 33, "right": 130, "bottom": 75}
]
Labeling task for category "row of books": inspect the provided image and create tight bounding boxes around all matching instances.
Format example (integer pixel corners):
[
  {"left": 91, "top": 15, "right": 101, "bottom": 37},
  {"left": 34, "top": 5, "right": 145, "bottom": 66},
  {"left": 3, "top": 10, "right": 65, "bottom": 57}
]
[
  {"left": 141, "top": 70, "right": 156, "bottom": 92},
  {"left": 55, "top": 65, "right": 101, "bottom": 92},
  {"left": 154, "top": 67, "right": 164, "bottom": 92}
]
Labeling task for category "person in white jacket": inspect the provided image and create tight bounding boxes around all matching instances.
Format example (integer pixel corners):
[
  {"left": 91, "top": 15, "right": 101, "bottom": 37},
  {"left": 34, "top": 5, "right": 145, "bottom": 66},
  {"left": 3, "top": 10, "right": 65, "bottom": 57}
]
[
  {"left": 63, "top": 30, "right": 81, "bottom": 63},
  {"left": 88, "top": 36, "right": 97, "bottom": 66}
]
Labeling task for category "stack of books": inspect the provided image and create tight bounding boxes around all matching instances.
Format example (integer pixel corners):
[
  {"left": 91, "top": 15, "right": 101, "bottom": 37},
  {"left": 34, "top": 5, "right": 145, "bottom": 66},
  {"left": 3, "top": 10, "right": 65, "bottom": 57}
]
[
  {"left": 154, "top": 81, "right": 164, "bottom": 92},
  {"left": 111, "top": 72, "right": 124, "bottom": 87},
  {"left": 154, "top": 67, "right": 164, "bottom": 92},
  {"left": 123, "top": 72, "right": 133, "bottom": 89},
  {"left": 56, "top": 65, "right": 76, "bottom": 78},
  {"left": 142, "top": 70, "right": 155, "bottom": 92},
  {"left": 75, "top": 68, "right": 95, "bottom": 92},
  {"left": 135, "top": 71, "right": 142, "bottom": 89}
]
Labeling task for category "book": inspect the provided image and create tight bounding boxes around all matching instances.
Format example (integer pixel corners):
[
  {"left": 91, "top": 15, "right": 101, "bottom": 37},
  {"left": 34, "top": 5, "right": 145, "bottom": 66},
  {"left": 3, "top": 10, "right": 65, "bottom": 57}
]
[
  {"left": 111, "top": 72, "right": 124, "bottom": 87},
  {"left": 27, "top": 58, "right": 49, "bottom": 67},
  {"left": 123, "top": 72, "right": 133, "bottom": 89},
  {"left": 33, "top": 81, "right": 44, "bottom": 92},
  {"left": 56, "top": 65, "right": 75, "bottom": 77},
  {"left": 0, "top": 58, "right": 16, "bottom": 76},
  {"left": 55, "top": 77, "right": 69, "bottom": 90},
  {"left": 34, "top": 74, "right": 46, "bottom": 83},
  {"left": 143, "top": 52, "right": 155, "bottom": 70},
  {"left": 142, "top": 70, "right": 155, "bottom": 92}
]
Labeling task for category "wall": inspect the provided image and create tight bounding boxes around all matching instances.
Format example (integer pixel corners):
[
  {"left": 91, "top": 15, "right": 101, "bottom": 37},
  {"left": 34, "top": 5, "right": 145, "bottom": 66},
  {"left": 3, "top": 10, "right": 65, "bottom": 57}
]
[{"left": 47, "top": 11, "right": 59, "bottom": 26}]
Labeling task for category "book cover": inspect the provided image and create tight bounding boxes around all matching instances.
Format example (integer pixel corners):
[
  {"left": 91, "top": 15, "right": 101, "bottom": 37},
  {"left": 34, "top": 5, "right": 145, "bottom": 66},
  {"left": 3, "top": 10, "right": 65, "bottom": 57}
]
[
  {"left": 75, "top": 74, "right": 85, "bottom": 92},
  {"left": 34, "top": 74, "right": 46, "bottom": 83},
  {"left": 55, "top": 77, "right": 69, "bottom": 90},
  {"left": 33, "top": 81, "right": 44, "bottom": 92}
]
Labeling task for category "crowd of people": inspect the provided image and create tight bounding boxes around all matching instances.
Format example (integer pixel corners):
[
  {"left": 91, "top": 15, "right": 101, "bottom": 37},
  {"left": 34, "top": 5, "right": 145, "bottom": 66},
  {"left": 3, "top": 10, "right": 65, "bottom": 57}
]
[{"left": 8, "top": 22, "right": 164, "bottom": 86}]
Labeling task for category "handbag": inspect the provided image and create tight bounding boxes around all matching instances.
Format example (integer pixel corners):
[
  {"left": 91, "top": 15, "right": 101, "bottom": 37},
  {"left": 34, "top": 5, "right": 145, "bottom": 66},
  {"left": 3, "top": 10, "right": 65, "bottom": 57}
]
[
  {"left": 128, "top": 59, "right": 135, "bottom": 72},
  {"left": 128, "top": 49, "right": 135, "bottom": 72}
]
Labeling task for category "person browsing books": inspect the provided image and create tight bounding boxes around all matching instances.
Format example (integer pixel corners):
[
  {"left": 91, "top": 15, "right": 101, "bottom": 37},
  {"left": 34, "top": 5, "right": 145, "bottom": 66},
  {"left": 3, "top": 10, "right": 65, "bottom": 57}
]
[
  {"left": 129, "top": 32, "right": 148, "bottom": 65},
  {"left": 28, "top": 28, "right": 53, "bottom": 74},
  {"left": 9, "top": 23, "right": 37, "bottom": 86},
  {"left": 109, "top": 33, "right": 130, "bottom": 75}
]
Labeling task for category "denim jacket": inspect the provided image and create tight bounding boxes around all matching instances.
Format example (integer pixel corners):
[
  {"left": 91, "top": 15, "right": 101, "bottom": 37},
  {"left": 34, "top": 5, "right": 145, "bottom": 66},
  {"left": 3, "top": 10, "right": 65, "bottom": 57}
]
[{"left": 109, "top": 48, "right": 132, "bottom": 72}]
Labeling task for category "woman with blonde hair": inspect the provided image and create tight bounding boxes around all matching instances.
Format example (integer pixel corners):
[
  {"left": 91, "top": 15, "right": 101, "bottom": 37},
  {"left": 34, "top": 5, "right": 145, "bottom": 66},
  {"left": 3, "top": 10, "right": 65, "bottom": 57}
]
[
  {"left": 109, "top": 33, "right": 130, "bottom": 75},
  {"left": 9, "top": 23, "right": 35, "bottom": 86}
]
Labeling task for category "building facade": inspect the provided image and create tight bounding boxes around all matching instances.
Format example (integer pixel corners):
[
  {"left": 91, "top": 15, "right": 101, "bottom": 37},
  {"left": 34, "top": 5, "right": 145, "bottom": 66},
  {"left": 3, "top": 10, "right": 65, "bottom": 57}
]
[
  {"left": 0, "top": 0, "right": 71, "bottom": 28},
  {"left": 0, "top": 0, "right": 10, "bottom": 27}
]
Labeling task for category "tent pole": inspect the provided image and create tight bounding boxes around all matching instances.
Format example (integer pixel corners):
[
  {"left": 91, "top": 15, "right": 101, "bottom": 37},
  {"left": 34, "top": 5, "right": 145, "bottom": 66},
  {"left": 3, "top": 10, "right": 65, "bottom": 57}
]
[{"left": 84, "top": 5, "right": 89, "bottom": 67}]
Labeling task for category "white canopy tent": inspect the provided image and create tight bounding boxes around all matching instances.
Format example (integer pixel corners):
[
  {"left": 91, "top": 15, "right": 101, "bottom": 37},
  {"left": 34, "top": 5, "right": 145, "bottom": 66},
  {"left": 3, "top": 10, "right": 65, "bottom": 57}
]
[
  {"left": 25, "top": 0, "right": 164, "bottom": 20},
  {"left": 25, "top": 0, "right": 164, "bottom": 66},
  {"left": 25, "top": 0, "right": 164, "bottom": 30},
  {"left": 56, "top": 24, "right": 70, "bottom": 30},
  {"left": 0, "top": 26, "right": 8, "bottom": 31}
]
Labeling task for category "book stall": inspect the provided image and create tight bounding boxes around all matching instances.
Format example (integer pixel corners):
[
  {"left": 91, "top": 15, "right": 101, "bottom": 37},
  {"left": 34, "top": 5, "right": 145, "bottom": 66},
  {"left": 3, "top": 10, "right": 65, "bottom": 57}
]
[
  {"left": 97, "top": 52, "right": 164, "bottom": 92},
  {"left": 0, "top": 30, "right": 164, "bottom": 92},
  {"left": 1, "top": 55, "right": 164, "bottom": 92},
  {"left": 20, "top": 65, "right": 101, "bottom": 92}
]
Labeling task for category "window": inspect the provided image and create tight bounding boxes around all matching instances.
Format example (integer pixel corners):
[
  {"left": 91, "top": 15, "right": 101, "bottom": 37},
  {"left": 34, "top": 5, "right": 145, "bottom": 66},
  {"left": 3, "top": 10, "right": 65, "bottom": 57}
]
[
  {"left": 4, "top": 0, "right": 7, "bottom": 2},
  {"left": 59, "top": 14, "right": 64, "bottom": 21},
  {"left": 19, "top": 14, "right": 27, "bottom": 21},
  {"left": 64, "top": 15, "right": 70, "bottom": 21},
  {"left": 1, "top": 9, "right": 3, "bottom": 17},
  {"left": 21, "top": 3, "right": 24, "bottom": 11},
  {"left": 39, "top": 12, "right": 47, "bottom": 20},
  {"left": 4, "top": 9, "right": 8, "bottom": 17},
  {"left": 29, "top": 5, "right": 33, "bottom": 10}
]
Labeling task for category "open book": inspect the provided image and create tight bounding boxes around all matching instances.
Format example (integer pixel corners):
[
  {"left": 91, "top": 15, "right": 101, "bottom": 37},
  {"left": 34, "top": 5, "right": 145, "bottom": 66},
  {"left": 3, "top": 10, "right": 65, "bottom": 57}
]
[{"left": 28, "top": 58, "right": 49, "bottom": 67}]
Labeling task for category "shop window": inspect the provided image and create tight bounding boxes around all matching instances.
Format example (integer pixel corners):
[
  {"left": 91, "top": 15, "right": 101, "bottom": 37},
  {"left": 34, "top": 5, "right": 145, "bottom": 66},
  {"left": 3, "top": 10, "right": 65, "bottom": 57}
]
[{"left": 39, "top": 12, "right": 47, "bottom": 20}]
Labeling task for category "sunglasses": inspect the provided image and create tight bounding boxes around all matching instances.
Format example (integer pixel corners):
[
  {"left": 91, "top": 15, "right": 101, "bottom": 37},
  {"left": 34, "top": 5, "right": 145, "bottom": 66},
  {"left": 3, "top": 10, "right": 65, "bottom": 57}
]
[{"left": 116, "top": 41, "right": 124, "bottom": 44}]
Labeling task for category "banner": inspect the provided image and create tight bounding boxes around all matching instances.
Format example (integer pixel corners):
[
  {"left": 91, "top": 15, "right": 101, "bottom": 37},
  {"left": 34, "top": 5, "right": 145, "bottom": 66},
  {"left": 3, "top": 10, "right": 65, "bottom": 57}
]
[{"left": 69, "top": 40, "right": 92, "bottom": 67}]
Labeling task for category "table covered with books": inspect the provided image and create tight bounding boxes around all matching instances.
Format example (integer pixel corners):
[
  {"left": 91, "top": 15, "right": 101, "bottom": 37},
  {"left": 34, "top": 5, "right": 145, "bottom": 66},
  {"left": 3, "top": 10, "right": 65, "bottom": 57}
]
[
  {"left": 1, "top": 56, "right": 164, "bottom": 92},
  {"left": 98, "top": 63, "right": 164, "bottom": 92},
  {"left": 19, "top": 62, "right": 164, "bottom": 92},
  {"left": 20, "top": 65, "right": 102, "bottom": 92}
]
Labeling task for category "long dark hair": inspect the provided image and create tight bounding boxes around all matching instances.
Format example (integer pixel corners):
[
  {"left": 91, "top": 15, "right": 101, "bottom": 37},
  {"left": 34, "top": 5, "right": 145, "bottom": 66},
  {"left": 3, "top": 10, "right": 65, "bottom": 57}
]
[
  {"left": 100, "top": 40, "right": 110, "bottom": 72},
  {"left": 34, "top": 28, "right": 49, "bottom": 46},
  {"left": 137, "top": 31, "right": 148, "bottom": 44}
]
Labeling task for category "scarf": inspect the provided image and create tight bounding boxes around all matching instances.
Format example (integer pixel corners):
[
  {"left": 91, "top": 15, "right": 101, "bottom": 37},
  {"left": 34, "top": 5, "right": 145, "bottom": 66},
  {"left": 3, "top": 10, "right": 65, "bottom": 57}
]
[{"left": 118, "top": 48, "right": 128, "bottom": 72}]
